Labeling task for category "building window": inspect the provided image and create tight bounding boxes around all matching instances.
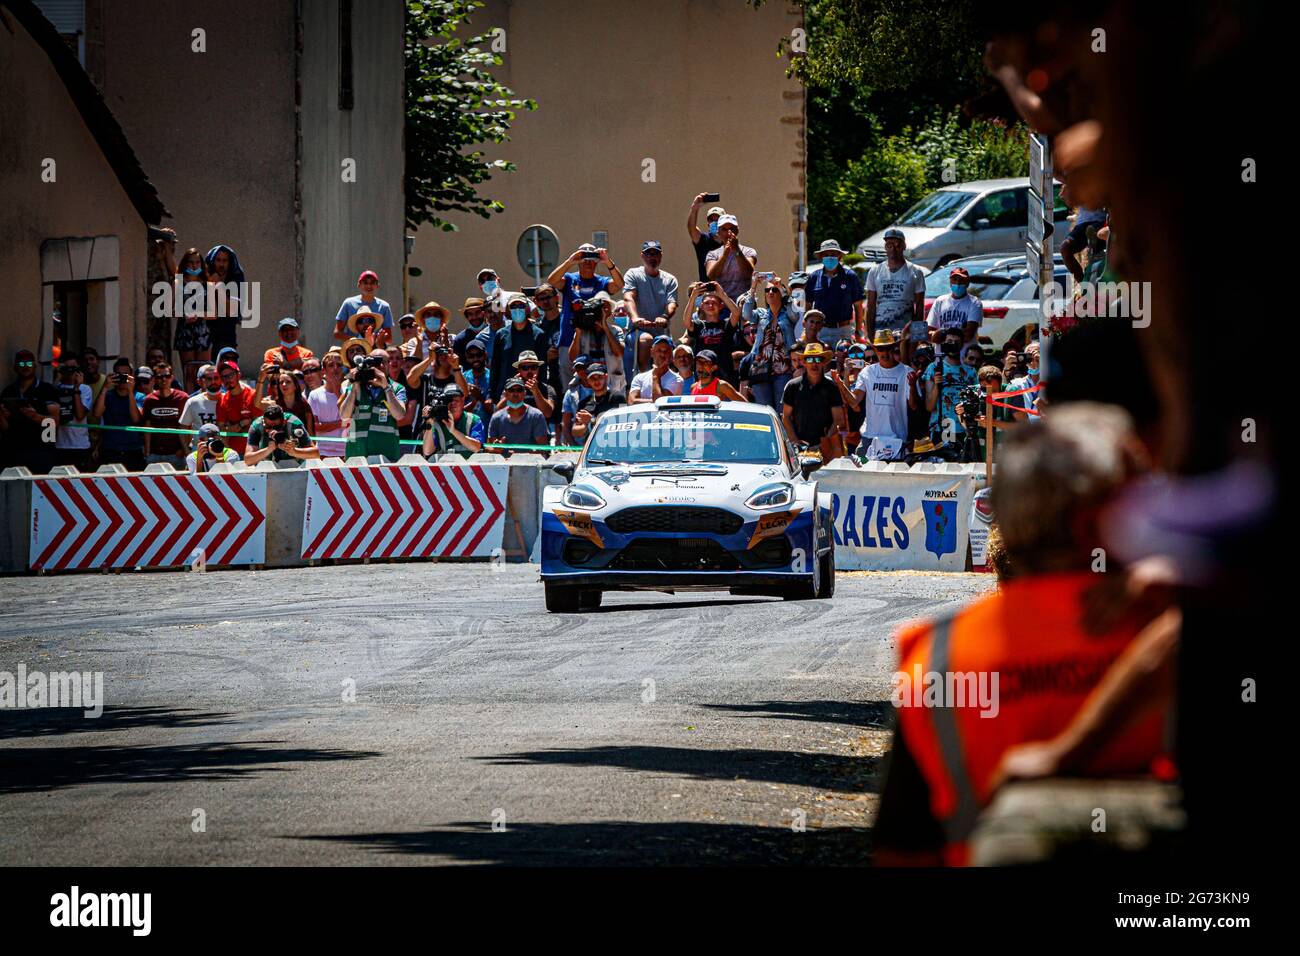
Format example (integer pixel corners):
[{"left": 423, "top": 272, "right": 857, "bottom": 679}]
[{"left": 31, "top": 0, "right": 86, "bottom": 65}]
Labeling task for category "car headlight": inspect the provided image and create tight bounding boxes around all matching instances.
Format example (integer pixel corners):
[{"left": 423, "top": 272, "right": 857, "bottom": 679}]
[
  {"left": 561, "top": 484, "right": 606, "bottom": 510},
  {"left": 745, "top": 483, "right": 794, "bottom": 510}
]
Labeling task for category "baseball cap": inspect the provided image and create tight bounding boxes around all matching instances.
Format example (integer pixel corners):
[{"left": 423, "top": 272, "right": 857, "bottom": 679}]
[
  {"left": 695, "top": 349, "right": 718, "bottom": 364},
  {"left": 136, "top": 366, "right": 153, "bottom": 379},
  {"left": 590, "top": 290, "right": 614, "bottom": 305},
  {"left": 882, "top": 227, "right": 905, "bottom": 241},
  {"left": 477, "top": 268, "right": 498, "bottom": 282},
  {"left": 641, "top": 240, "right": 663, "bottom": 252},
  {"left": 198, "top": 423, "right": 221, "bottom": 440},
  {"left": 788, "top": 272, "right": 808, "bottom": 288},
  {"left": 577, "top": 243, "right": 598, "bottom": 253},
  {"left": 439, "top": 384, "right": 464, "bottom": 399},
  {"left": 278, "top": 316, "right": 299, "bottom": 329},
  {"left": 949, "top": 267, "right": 970, "bottom": 281},
  {"left": 716, "top": 214, "right": 738, "bottom": 228},
  {"left": 651, "top": 334, "right": 674, "bottom": 347},
  {"left": 573, "top": 354, "right": 592, "bottom": 368},
  {"left": 802, "top": 308, "right": 826, "bottom": 323},
  {"left": 705, "top": 206, "right": 726, "bottom": 218},
  {"left": 358, "top": 270, "right": 379, "bottom": 283},
  {"left": 465, "top": 340, "right": 486, "bottom": 354},
  {"left": 586, "top": 363, "right": 609, "bottom": 376},
  {"left": 219, "top": 360, "right": 241, "bottom": 375},
  {"left": 503, "top": 377, "right": 527, "bottom": 391}
]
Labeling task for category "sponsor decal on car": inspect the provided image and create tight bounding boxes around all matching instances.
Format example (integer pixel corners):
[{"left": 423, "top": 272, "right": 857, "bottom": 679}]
[
  {"left": 748, "top": 508, "right": 801, "bottom": 549},
  {"left": 553, "top": 509, "right": 604, "bottom": 548}
]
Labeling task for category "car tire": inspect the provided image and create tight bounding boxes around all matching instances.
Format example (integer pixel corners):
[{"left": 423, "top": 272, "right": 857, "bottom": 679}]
[
  {"left": 544, "top": 582, "right": 582, "bottom": 613},
  {"left": 782, "top": 541, "right": 821, "bottom": 601},
  {"left": 816, "top": 548, "right": 835, "bottom": 599},
  {"left": 579, "top": 589, "right": 603, "bottom": 609}
]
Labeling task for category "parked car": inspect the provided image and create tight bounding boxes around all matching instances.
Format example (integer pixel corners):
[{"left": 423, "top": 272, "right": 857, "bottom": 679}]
[
  {"left": 923, "top": 252, "right": 1070, "bottom": 352},
  {"left": 856, "top": 178, "right": 1069, "bottom": 270}
]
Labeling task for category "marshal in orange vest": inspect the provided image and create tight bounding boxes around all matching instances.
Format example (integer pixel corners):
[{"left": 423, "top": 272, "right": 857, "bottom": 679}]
[{"left": 891, "top": 571, "right": 1170, "bottom": 865}]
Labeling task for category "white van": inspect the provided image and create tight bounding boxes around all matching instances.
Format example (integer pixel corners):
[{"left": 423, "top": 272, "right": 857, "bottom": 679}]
[{"left": 856, "top": 178, "right": 1069, "bottom": 270}]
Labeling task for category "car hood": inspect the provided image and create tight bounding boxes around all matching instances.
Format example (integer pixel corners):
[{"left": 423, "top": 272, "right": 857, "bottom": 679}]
[{"left": 575, "top": 461, "right": 797, "bottom": 511}]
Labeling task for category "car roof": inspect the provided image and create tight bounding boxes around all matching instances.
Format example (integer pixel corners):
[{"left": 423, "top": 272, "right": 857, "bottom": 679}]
[
  {"left": 598, "top": 400, "right": 780, "bottom": 421},
  {"left": 935, "top": 177, "right": 1060, "bottom": 193},
  {"left": 946, "top": 251, "right": 1066, "bottom": 273}
]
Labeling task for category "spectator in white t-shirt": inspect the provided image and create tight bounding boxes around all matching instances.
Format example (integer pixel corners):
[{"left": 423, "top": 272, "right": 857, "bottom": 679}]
[
  {"left": 177, "top": 363, "right": 221, "bottom": 451},
  {"left": 866, "top": 227, "right": 926, "bottom": 356},
  {"left": 629, "top": 335, "right": 684, "bottom": 403},
  {"left": 849, "top": 330, "right": 910, "bottom": 460},
  {"left": 307, "top": 350, "right": 348, "bottom": 456},
  {"left": 926, "top": 266, "right": 983, "bottom": 343}
]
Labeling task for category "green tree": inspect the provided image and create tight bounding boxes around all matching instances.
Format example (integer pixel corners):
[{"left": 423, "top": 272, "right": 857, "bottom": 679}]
[{"left": 405, "top": 0, "right": 537, "bottom": 232}]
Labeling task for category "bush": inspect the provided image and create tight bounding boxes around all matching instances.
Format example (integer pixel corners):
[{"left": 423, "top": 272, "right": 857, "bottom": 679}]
[{"left": 810, "top": 112, "right": 1030, "bottom": 251}]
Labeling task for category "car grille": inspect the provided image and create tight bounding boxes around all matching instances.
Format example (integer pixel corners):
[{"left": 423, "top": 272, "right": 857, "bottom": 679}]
[
  {"left": 859, "top": 248, "right": 886, "bottom": 262},
  {"left": 605, "top": 506, "right": 744, "bottom": 536},
  {"left": 609, "top": 538, "right": 740, "bottom": 572}
]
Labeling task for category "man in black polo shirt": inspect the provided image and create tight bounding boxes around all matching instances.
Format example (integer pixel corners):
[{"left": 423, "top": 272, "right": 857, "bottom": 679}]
[
  {"left": 1, "top": 350, "right": 61, "bottom": 473},
  {"left": 571, "top": 364, "right": 626, "bottom": 441},
  {"left": 782, "top": 342, "right": 847, "bottom": 461}
]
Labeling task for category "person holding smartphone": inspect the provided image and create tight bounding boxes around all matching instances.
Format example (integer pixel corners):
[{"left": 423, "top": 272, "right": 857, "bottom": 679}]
[{"left": 681, "top": 280, "right": 742, "bottom": 385}]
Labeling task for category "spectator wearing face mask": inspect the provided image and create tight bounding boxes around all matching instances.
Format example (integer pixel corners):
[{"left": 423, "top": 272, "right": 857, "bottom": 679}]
[
  {"left": 704, "top": 215, "right": 758, "bottom": 301},
  {"left": 264, "top": 317, "right": 315, "bottom": 370},
  {"left": 334, "top": 270, "right": 393, "bottom": 345},
  {"left": 806, "top": 239, "right": 865, "bottom": 345},
  {"left": 925, "top": 327, "right": 979, "bottom": 444},
  {"left": 476, "top": 267, "right": 510, "bottom": 317},
  {"left": 927, "top": 267, "right": 983, "bottom": 344},
  {"left": 489, "top": 294, "right": 550, "bottom": 401},
  {"left": 487, "top": 376, "right": 552, "bottom": 455},
  {"left": 687, "top": 195, "right": 726, "bottom": 282}
]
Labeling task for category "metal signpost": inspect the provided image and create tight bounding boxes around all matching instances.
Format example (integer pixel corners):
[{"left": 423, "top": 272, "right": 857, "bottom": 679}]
[{"left": 517, "top": 224, "right": 560, "bottom": 284}]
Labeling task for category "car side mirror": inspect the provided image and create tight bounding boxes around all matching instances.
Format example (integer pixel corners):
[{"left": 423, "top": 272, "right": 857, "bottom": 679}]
[
  {"left": 551, "top": 461, "right": 575, "bottom": 483},
  {"left": 974, "top": 217, "right": 991, "bottom": 231},
  {"left": 800, "top": 459, "right": 823, "bottom": 480}
]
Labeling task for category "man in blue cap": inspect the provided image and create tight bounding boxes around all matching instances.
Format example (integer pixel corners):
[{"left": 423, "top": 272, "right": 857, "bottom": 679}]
[
  {"left": 623, "top": 240, "right": 680, "bottom": 371},
  {"left": 629, "top": 334, "right": 684, "bottom": 403}
]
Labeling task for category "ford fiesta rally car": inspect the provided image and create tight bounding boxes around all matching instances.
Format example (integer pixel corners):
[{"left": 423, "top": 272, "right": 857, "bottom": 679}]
[{"left": 540, "top": 395, "right": 835, "bottom": 612}]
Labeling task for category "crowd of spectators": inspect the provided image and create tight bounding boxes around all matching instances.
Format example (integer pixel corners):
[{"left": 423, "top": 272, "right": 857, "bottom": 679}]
[{"left": 3, "top": 189, "right": 1100, "bottom": 475}]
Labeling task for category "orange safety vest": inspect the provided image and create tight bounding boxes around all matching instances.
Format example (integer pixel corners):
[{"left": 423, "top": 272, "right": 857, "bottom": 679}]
[{"left": 893, "top": 571, "right": 1170, "bottom": 866}]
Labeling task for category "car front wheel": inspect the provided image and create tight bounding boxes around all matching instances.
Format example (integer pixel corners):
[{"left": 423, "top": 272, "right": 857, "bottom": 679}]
[{"left": 544, "top": 582, "right": 582, "bottom": 613}]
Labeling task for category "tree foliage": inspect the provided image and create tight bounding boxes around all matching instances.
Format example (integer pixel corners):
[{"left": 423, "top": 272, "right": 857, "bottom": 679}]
[{"left": 405, "top": 0, "right": 537, "bottom": 232}]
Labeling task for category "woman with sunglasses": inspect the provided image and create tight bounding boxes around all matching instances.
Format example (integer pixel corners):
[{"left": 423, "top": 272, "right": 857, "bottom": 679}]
[{"left": 741, "top": 275, "right": 796, "bottom": 412}]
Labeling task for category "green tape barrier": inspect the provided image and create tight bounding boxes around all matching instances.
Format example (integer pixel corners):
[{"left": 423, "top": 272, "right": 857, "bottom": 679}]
[{"left": 66, "top": 421, "right": 581, "bottom": 453}]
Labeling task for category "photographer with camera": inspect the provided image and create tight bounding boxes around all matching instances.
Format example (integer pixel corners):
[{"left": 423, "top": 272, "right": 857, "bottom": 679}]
[
  {"left": 549, "top": 244, "right": 624, "bottom": 387},
  {"left": 91, "top": 358, "right": 145, "bottom": 470},
  {"left": 186, "top": 422, "right": 241, "bottom": 474},
  {"left": 925, "top": 326, "right": 979, "bottom": 449},
  {"left": 955, "top": 365, "right": 1016, "bottom": 463},
  {"left": 339, "top": 348, "right": 406, "bottom": 462},
  {"left": 1008, "top": 341, "right": 1043, "bottom": 423},
  {"left": 245, "top": 402, "right": 319, "bottom": 465},
  {"left": 566, "top": 290, "right": 626, "bottom": 396},
  {"left": 406, "top": 341, "right": 470, "bottom": 433},
  {"left": 421, "top": 384, "right": 484, "bottom": 458},
  {"left": 681, "top": 280, "right": 742, "bottom": 385},
  {"left": 53, "top": 354, "right": 91, "bottom": 470}
]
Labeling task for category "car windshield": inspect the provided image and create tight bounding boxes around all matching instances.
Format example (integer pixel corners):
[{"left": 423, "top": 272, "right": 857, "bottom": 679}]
[
  {"left": 895, "top": 191, "right": 976, "bottom": 228},
  {"left": 585, "top": 408, "right": 782, "bottom": 465},
  {"left": 967, "top": 275, "right": 1018, "bottom": 301}
]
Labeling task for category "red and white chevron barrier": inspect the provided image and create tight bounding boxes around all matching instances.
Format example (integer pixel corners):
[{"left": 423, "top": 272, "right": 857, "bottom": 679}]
[
  {"left": 301, "top": 462, "right": 507, "bottom": 560},
  {"left": 29, "top": 473, "right": 267, "bottom": 571}
]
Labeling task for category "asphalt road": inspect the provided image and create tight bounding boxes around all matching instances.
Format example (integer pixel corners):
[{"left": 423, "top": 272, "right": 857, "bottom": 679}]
[{"left": 0, "top": 564, "right": 992, "bottom": 865}]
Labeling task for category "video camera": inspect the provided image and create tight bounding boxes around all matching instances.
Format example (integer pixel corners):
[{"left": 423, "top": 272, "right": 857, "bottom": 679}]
[
  {"left": 572, "top": 299, "right": 605, "bottom": 333},
  {"left": 266, "top": 424, "right": 304, "bottom": 447},
  {"left": 354, "top": 354, "right": 384, "bottom": 387}
]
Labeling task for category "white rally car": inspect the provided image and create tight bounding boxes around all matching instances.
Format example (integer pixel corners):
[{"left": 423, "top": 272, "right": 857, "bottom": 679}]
[{"left": 539, "top": 395, "right": 835, "bottom": 612}]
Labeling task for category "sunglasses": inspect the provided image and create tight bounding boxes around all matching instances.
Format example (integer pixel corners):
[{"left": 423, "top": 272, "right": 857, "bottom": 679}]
[
  {"left": 303, "top": 366, "right": 322, "bottom": 373},
  {"left": 804, "top": 356, "right": 827, "bottom": 364},
  {"left": 399, "top": 321, "right": 415, "bottom": 329},
  {"left": 16, "top": 360, "right": 35, "bottom": 368}
]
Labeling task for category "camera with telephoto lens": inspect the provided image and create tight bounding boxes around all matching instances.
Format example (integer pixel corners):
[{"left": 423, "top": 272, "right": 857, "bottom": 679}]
[
  {"left": 572, "top": 299, "right": 604, "bottom": 332},
  {"left": 956, "top": 384, "right": 984, "bottom": 427},
  {"left": 266, "top": 424, "right": 302, "bottom": 447},
  {"left": 207, "top": 437, "right": 225, "bottom": 456},
  {"left": 354, "top": 354, "right": 384, "bottom": 387}
]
